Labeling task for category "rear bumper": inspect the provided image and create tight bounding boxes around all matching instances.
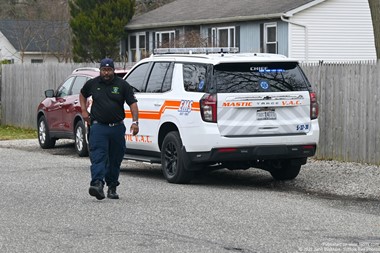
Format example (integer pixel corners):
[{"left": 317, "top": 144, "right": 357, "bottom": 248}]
[
  {"left": 180, "top": 120, "right": 320, "bottom": 153},
  {"left": 185, "top": 144, "right": 317, "bottom": 164}
]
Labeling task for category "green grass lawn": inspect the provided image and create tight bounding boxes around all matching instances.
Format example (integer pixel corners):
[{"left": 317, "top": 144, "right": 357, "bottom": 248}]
[{"left": 0, "top": 125, "right": 37, "bottom": 140}]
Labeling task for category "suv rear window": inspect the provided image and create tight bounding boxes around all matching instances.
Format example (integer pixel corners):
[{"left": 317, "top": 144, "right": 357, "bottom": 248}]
[{"left": 214, "top": 62, "right": 311, "bottom": 93}]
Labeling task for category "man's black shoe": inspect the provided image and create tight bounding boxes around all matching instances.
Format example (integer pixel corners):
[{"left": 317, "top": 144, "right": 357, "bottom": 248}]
[
  {"left": 89, "top": 181, "right": 105, "bottom": 200},
  {"left": 107, "top": 187, "right": 119, "bottom": 199}
]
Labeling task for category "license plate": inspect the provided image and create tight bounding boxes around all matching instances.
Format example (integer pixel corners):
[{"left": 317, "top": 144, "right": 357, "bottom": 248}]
[{"left": 257, "top": 110, "right": 276, "bottom": 120}]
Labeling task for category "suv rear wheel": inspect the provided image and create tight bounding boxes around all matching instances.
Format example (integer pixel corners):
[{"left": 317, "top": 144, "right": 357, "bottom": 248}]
[
  {"left": 74, "top": 121, "right": 89, "bottom": 157},
  {"left": 161, "top": 131, "right": 194, "bottom": 184},
  {"left": 37, "top": 116, "right": 56, "bottom": 149},
  {"left": 269, "top": 159, "right": 301, "bottom": 180}
]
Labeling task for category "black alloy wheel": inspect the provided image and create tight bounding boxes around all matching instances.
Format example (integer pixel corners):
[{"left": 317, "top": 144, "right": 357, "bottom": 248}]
[{"left": 161, "top": 131, "right": 193, "bottom": 184}]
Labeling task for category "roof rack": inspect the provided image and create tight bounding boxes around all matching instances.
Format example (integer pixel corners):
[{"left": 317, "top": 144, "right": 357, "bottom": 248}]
[
  {"left": 72, "top": 67, "right": 99, "bottom": 73},
  {"left": 153, "top": 47, "right": 239, "bottom": 55}
]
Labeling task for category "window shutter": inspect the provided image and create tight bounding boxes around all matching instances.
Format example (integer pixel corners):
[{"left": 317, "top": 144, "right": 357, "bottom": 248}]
[
  {"left": 152, "top": 32, "right": 156, "bottom": 50},
  {"left": 235, "top": 26, "right": 240, "bottom": 51},
  {"left": 175, "top": 29, "right": 180, "bottom": 47},
  {"left": 260, "top": 24, "right": 264, "bottom": 53},
  {"left": 145, "top": 32, "right": 149, "bottom": 52},
  {"left": 125, "top": 37, "right": 129, "bottom": 60},
  {"left": 208, "top": 28, "right": 212, "bottom": 47}
]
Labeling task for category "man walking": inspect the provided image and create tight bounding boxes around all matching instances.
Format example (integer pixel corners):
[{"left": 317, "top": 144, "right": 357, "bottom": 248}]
[{"left": 80, "top": 58, "right": 139, "bottom": 200}]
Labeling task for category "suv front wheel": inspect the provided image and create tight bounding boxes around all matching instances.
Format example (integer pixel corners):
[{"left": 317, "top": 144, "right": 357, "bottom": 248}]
[
  {"left": 161, "top": 131, "right": 194, "bottom": 184},
  {"left": 37, "top": 116, "right": 56, "bottom": 149},
  {"left": 74, "top": 121, "right": 89, "bottom": 157}
]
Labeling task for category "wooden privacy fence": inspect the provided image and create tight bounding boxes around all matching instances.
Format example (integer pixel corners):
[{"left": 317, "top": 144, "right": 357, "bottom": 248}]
[
  {"left": 1, "top": 64, "right": 77, "bottom": 129},
  {"left": 302, "top": 63, "right": 380, "bottom": 164},
  {"left": 0, "top": 62, "right": 129, "bottom": 129},
  {"left": 1, "top": 62, "right": 380, "bottom": 165}
]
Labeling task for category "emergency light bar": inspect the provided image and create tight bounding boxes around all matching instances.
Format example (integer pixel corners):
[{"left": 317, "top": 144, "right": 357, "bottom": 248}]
[{"left": 153, "top": 47, "right": 239, "bottom": 55}]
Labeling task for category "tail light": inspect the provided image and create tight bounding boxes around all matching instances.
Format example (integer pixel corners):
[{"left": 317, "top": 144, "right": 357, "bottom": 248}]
[
  {"left": 200, "top": 93, "right": 217, "bottom": 122},
  {"left": 217, "top": 148, "right": 238, "bottom": 153},
  {"left": 310, "top": 92, "right": 319, "bottom": 119}
]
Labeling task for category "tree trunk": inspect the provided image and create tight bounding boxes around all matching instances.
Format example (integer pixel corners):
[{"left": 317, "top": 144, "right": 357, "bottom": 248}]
[{"left": 368, "top": 0, "right": 380, "bottom": 59}]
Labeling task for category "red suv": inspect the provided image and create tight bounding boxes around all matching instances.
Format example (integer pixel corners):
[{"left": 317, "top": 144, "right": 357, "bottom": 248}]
[{"left": 36, "top": 67, "right": 129, "bottom": 156}]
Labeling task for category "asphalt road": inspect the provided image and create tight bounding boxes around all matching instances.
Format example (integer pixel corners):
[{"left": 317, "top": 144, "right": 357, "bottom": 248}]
[{"left": 0, "top": 140, "right": 379, "bottom": 253}]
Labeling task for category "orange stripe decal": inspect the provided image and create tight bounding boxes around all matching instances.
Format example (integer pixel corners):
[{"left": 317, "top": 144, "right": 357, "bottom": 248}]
[{"left": 125, "top": 100, "right": 200, "bottom": 119}]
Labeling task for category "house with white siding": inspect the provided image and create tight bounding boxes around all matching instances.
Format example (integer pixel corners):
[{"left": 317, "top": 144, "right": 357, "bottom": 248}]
[
  {"left": 124, "top": 0, "right": 376, "bottom": 63},
  {"left": 0, "top": 20, "right": 70, "bottom": 63}
]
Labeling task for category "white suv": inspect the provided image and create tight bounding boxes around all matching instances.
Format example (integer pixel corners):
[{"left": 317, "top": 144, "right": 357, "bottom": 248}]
[{"left": 123, "top": 48, "right": 319, "bottom": 184}]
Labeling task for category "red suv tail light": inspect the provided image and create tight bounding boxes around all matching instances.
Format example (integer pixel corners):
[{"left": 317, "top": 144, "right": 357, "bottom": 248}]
[
  {"left": 200, "top": 93, "right": 217, "bottom": 123},
  {"left": 310, "top": 92, "right": 319, "bottom": 120}
]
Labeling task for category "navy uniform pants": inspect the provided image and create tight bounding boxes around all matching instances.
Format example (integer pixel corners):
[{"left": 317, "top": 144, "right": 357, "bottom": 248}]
[{"left": 89, "top": 122, "right": 126, "bottom": 187}]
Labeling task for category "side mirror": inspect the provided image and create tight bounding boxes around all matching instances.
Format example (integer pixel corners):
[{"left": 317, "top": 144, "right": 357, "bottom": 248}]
[{"left": 44, "top": 89, "right": 55, "bottom": 98}]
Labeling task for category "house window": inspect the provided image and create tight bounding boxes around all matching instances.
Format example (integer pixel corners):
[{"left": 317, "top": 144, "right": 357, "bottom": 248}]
[
  {"left": 1, "top": 59, "right": 14, "bottom": 64},
  {"left": 139, "top": 34, "right": 147, "bottom": 57},
  {"left": 264, "top": 23, "right": 277, "bottom": 53},
  {"left": 210, "top": 27, "right": 235, "bottom": 47},
  {"left": 156, "top": 30, "right": 175, "bottom": 48},
  {"left": 129, "top": 33, "right": 146, "bottom": 63},
  {"left": 31, "top": 59, "right": 43, "bottom": 63}
]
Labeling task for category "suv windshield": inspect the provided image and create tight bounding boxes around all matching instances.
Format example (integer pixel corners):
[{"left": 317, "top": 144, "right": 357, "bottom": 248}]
[{"left": 214, "top": 62, "right": 311, "bottom": 93}]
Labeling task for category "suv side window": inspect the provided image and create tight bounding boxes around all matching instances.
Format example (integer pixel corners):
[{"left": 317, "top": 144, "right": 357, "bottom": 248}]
[
  {"left": 183, "top": 63, "right": 208, "bottom": 92},
  {"left": 162, "top": 63, "right": 173, "bottom": 92},
  {"left": 71, "top": 76, "right": 89, "bottom": 95},
  {"left": 125, "top": 62, "right": 150, "bottom": 92},
  {"left": 146, "top": 62, "right": 173, "bottom": 93},
  {"left": 57, "top": 77, "right": 75, "bottom": 97}
]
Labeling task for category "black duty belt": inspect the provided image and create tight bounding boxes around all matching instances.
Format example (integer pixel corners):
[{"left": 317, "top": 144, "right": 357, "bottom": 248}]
[{"left": 92, "top": 120, "right": 123, "bottom": 127}]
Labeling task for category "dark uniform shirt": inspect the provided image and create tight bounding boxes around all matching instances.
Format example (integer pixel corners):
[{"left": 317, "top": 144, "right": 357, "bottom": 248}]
[{"left": 81, "top": 75, "right": 137, "bottom": 124}]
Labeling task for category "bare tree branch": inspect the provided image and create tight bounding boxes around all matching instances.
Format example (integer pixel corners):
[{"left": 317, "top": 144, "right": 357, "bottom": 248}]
[{"left": 368, "top": 0, "right": 380, "bottom": 59}]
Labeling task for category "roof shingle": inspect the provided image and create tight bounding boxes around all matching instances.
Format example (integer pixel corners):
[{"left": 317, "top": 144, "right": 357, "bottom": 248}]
[
  {"left": 127, "top": 0, "right": 316, "bottom": 29},
  {"left": 0, "top": 20, "right": 69, "bottom": 52}
]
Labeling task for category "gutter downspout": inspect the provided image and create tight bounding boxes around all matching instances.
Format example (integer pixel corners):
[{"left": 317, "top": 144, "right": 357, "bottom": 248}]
[{"left": 281, "top": 14, "right": 309, "bottom": 62}]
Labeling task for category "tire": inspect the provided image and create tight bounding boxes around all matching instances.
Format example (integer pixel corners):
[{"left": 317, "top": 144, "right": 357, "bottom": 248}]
[
  {"left": 161, "top": 131, "right": 194, "bottom": 184},
  {"left": 269, "top": 159, "right": 301, "bottom": 180},
  {"left": 37, "top": 116, "right": 56, "bottom": 149},
  {"left": 74, "top": 121, "right": 89, "bottom": 157}
]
